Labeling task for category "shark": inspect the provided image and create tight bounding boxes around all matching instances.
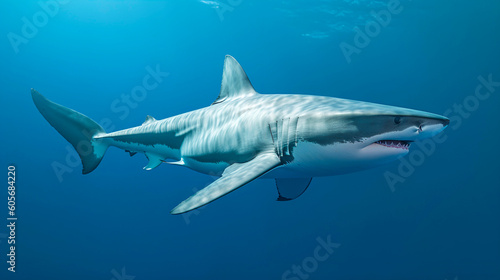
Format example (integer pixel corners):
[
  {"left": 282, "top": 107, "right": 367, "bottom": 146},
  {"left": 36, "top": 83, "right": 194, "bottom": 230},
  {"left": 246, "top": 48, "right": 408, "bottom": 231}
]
[{"left": 32, "top": 55, "right": 449, "bottom": 214}]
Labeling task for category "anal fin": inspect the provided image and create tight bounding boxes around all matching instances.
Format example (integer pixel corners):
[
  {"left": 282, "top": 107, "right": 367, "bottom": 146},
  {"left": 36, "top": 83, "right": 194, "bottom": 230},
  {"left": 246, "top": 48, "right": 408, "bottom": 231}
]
[{"left": 144, "top": 153, "right": 164, "bottom": 170}]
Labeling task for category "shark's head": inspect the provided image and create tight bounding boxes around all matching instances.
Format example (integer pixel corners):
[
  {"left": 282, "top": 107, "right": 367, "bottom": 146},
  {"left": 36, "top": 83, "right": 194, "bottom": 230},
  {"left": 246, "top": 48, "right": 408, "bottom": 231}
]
[
  {"left": 295, "top": 98, "right": 450, "bottom": 175},
  {"left": 336, "top": 100, "right": 449, "bottom": 161},
  {"left": 352, "top": 111, "right": 449, "bottom": 158}
]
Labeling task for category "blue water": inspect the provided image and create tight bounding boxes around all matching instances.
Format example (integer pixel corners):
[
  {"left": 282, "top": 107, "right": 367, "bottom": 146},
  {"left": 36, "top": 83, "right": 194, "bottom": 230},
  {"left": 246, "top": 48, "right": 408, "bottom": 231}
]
[{"left": 1, "top": 1, "right": 500, "bottom": 279}]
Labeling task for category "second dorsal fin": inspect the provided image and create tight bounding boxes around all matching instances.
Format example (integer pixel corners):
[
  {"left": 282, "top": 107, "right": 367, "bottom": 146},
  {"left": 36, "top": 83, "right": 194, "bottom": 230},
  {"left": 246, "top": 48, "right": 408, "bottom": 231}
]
[
  {"left": 143, "top": 115, "right": 156, "bottom": 125},
  {"left": 212, "top": 55, "right": 257, "bottom": 105}
]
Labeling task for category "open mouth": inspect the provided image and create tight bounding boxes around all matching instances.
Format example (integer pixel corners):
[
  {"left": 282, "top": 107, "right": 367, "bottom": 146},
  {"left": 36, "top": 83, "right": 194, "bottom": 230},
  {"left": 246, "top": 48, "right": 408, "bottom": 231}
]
[{"left": 375, "top": 140, "right": 411, "bottom": 150}]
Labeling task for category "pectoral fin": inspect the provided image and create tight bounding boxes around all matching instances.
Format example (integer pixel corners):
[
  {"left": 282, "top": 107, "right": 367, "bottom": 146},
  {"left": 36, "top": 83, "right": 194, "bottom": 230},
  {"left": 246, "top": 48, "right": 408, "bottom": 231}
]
[
  {"left": 170, "top": 152, "right": 281, "bottom": 214},
  {"left": 276, "top": 178, "right": 312, "bottom": 201}
]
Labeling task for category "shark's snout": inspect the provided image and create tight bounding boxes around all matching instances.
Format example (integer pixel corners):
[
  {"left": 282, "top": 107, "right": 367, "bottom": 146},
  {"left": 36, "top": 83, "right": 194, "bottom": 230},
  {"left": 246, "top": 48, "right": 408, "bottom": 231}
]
[
  {"left": 415, "top": 115, "right": 449, "bottom": 139},
  {"left": 442, "top": 117, "right": 450, "bottom": 126}
]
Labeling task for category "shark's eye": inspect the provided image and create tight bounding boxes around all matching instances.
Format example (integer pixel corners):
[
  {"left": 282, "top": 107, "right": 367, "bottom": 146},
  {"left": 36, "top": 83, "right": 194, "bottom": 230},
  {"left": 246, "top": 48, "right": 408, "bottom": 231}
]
[{"left": 394, "top": 117, "right": 401, "bottom": 125}]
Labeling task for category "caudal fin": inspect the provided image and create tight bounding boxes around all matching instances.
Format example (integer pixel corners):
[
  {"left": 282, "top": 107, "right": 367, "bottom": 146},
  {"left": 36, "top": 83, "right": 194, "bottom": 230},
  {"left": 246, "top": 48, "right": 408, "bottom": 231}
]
[{"left": 31, "top": 89, "right": 108, "bottom": 174}]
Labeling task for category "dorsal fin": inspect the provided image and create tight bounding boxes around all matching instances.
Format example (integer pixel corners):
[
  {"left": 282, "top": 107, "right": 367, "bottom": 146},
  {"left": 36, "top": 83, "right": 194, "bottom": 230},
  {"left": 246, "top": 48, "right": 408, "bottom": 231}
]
[
  {"left": 142, "top": 115, "right": 156, "bottom": 125},
  {"left": 212, "top": 55, "right": 257, "bottom": 105}
]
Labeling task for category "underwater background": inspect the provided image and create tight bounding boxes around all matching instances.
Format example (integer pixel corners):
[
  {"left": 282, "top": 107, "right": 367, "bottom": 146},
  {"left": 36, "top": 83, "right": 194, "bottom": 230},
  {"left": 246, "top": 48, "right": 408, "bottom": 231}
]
[{"left": 1, "top": 0, "right": 500, "bottom": 279}]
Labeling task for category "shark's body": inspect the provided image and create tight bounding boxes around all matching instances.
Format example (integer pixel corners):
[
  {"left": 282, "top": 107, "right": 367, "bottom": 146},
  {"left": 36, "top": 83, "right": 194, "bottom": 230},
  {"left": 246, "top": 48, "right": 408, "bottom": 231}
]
[{"left": 32, "top": 55, "right": 449, "bottom": 214}]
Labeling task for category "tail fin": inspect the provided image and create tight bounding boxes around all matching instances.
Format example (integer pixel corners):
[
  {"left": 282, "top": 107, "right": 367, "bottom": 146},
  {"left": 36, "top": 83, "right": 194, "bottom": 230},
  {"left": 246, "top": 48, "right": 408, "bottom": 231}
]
[{"left": 31, "top": 89, "right": 109, "bottom": 174}]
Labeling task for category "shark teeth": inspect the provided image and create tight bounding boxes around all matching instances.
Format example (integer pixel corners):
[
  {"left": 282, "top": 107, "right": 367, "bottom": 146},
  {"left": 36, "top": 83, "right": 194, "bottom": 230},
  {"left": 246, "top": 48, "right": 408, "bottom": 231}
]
[{"left": 375, "top": 140, "right": 410, "bottom": 150}]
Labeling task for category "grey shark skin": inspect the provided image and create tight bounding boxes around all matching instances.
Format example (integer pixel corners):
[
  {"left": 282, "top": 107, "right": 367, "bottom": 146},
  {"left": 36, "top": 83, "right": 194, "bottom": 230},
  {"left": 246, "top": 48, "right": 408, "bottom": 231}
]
[{"left": 31, "top": 55, "right": 449, "bottom": 214}]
